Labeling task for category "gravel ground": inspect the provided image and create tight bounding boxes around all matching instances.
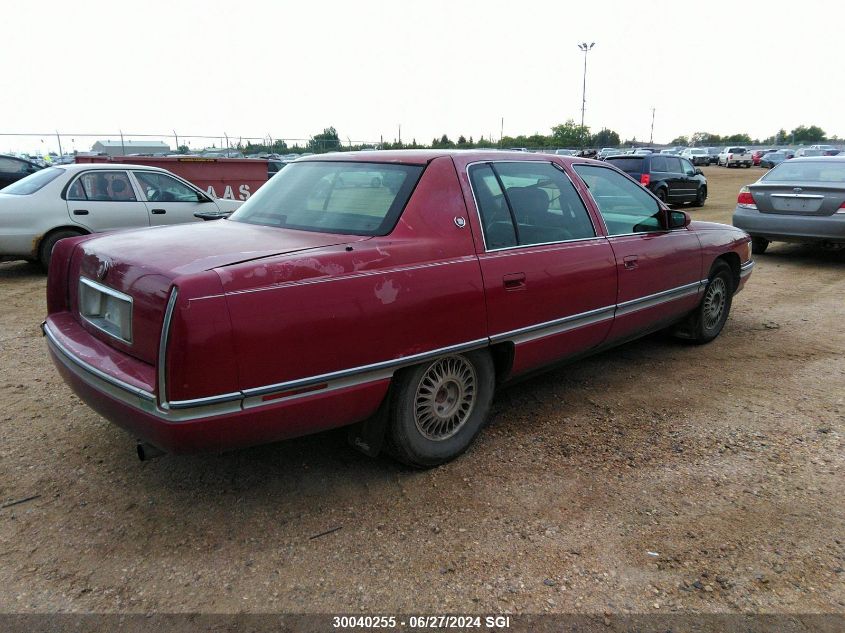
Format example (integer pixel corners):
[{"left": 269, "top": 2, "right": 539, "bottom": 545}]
[{"left": 0, "top": 166, "right": 843, "bottom": 615}]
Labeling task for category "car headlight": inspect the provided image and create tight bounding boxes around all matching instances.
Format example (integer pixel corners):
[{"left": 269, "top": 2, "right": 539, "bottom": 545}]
[{"left": 744, "top": 239, "right": 753, "bottom": 263}]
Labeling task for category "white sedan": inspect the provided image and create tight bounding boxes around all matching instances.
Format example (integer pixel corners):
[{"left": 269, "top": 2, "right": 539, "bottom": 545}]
[{"left": 0, "top": 163, "right": 242, "bottom": 269}]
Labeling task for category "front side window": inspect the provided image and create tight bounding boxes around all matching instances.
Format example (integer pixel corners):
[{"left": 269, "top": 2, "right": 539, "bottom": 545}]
[
  {"left": 134, "top": 172, "right": 199, "bottom": 202},
  {"left": 1, "top": 167, "right": 62, "bottom": 195},
  {"left": 573, "top": 165, "right": 663, "bottom": 235},
  {"left": 230, "top": 161, "right": 424, "bottom": 236},
  {"left": 469, "top": 162, "right": 596, "bottom": 250},
  {"left": 70, "top": 171, "right": 136, "bottom": 202},
  {"left": 680, "top": 158, "right": 695, "bottom": 175}
]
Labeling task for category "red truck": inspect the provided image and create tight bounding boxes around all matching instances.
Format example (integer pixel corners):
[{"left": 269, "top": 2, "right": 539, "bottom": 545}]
[{"left": 74, "top": 155, "right": 276, "bottom": 201}]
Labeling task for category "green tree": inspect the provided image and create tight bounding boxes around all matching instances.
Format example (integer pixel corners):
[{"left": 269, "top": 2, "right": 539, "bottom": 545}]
[
  {"left": 176, "top": 144, "right": 190, "bottom": 154},
  {"left": 789, "top": 125, "right": 825, "bottom": 144},
  {"left": 690, "top": 132, "right": 721, "bottom": 146},
  {"left": 551, "top": 119, "right": 589, "bottom": 147},
  {"left": 308, "top": 127, "right": 341, "bottom": 153},
  {"left": 723, "top": 133, "right": 752, "bottom": 144},
  {"left": 591, "top": 128, "right": 620, "bottom": 147},
  {"left": 670, "top": 135, "right": 689, "bottom": 146}
]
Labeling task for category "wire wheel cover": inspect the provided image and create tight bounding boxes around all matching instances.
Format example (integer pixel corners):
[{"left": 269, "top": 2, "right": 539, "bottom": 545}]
[
  {"left": 703, "top": 277, "right": 727, "bottom": 330},
  {"left": 414, "top": 356, "right": 477, "bottom": 441}
]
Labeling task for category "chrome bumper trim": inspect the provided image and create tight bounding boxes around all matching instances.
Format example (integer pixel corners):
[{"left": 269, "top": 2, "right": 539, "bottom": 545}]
[{"left": 740, "top": 260, "right": 754, "bottom": 278}]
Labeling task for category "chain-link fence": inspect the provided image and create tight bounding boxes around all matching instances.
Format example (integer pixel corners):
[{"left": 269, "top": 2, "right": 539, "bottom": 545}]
[{"left": 0, "top": 132, "right": 383, "bottom": 160}]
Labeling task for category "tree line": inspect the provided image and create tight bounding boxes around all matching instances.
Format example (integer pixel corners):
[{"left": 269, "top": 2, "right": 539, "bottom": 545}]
[{"left": 232, "top": 121, "right": 837, "bottom": 156}]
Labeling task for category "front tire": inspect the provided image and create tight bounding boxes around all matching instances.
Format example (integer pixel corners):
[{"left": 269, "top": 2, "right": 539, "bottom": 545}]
[
  {"left": 751, "top": 237, "right": 769, "bottom": 254},
  {"left": 691, "top": 186, "right": 707, "bottom": 207},
  {"left": 689, "top": 261, "right": 734, "bottom": 344},
  {"left": 388, "top": 351, "right": 495, "bottom": 468}
]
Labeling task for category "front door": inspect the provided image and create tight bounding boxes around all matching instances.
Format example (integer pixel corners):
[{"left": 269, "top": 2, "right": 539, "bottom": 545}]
[
  {"left": 65, "top": 170, "right": 150, "bottom": 231},
  {"left": 463, "top": 160, "right": 617, "bottom": 378},
  {"left": 571, "top": 164, "right": 703, "bottom": 343},
  {"left": 131, "top": 170, "right": 215, "bottom": 226}
]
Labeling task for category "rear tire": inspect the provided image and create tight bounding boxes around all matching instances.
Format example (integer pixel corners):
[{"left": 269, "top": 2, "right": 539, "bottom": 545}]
[
  {"left": 751, "top": 237, "right": 769, "bottom": 254},
  {"left": 656, "top": 188, "right": 668, "bottom": 204},
  {"left": 688, "top": 261, "right": 734, "bottom": 344},
  {"left": 39, "top": 229, "right": 83, "bottom": 273},
  {"left": 387, "top": 350, "right": 495, "bottom": 468}
]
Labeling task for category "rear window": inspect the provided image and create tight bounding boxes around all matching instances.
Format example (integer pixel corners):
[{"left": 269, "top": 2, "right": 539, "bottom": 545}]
[
  {"left": 728, "top": 147, "right": 747, "bottom": 153},
  {"left": 604, "top": 157, "right": 644, "bottom": 173},
  {"left": 762, "top": 161, "right": 845, "bottom": 183},
  {"left": 1, "top": 167, "right": 63, "bottom": 195},
  {"left": 229, "top": 161, "right": 424, "bottom": 236}
]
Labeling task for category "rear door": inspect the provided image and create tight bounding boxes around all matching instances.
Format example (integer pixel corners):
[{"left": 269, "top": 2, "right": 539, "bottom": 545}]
[
  {"left": 571, "top": 164, "right": 703, "bottom": 343},
  {"left": 64, "top": 170, "right": 150, "bottom": 231},
  {"left": 462, "top": 160, "right": 617, "bottom": 378},
  {"left": 131, "top": 170, "right": 217, "bottom": 225}
]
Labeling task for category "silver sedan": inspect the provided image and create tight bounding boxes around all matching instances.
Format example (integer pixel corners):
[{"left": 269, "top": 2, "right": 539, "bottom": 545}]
[
  {"left": 732, "top": 157, "right": 845, "bottom": 253},
  {"left": 0, "top": 163, "right": 242, "bottom": 270}
]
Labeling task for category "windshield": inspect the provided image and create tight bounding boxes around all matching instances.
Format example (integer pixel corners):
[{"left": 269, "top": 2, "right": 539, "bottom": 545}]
[
  {"left": 229, "top": 161, "right": 424, "bottom": 235},
  {"left": 762, "top": 161, "right": 845, "bottom": 182},
  {"left": 1, "top": 167, "right": 63, "bottom": 195}
]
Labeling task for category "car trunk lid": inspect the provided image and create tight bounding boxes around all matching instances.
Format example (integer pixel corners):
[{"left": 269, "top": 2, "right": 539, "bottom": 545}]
[
  {"left": 749, "top": 183, "right": 845, "bottom": 216},
  {"left": 67, "top": 220, "right": 370, "bottom": 364}
]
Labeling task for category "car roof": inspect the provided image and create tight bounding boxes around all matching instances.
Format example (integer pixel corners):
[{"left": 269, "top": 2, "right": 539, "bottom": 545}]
[
  {"left": 54, "top": 163, "right": 173, "bottom": 173},
  {"left": 788, "top": 156, "right": 845, "bottom": 162}
]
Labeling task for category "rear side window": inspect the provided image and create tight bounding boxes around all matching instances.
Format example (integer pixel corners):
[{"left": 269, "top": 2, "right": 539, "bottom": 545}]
[
  {"left": 69, "top": 171, "right": 136, "bottom": 202},
  {"left": 1, "top": 167, "right": 62, "bottom": 195},
  {"left": 573, "top": 165, "right": 663, "bottom": 236},
  {"left": 469, "top": 162, "right": 596, "bottom": 249},
  {"left": 650, "top": 156, "right": 668, "bottom": 172}
]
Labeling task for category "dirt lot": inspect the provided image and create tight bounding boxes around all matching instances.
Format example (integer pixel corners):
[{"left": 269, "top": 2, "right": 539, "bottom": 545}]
[{"left": 0, "top": 166, "right": 843, "bottom": 616}]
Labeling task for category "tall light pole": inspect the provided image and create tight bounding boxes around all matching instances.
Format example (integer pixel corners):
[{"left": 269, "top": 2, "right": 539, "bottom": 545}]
[{"left": 578, "top": 42, "right": 595, "bottom": 148}]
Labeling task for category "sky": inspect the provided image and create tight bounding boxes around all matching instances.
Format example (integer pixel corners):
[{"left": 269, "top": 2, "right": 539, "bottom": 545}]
[{"left": 2, "top": 0, "right": 841, "bottom": 154}]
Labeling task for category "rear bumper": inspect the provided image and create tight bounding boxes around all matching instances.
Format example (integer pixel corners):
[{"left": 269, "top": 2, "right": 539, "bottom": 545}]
[
  {"left": 733, "top": 207, "right": 845, "bottom": 243},
  {"left": 44, "top": 319, "right": 389, "bottom": 454}
]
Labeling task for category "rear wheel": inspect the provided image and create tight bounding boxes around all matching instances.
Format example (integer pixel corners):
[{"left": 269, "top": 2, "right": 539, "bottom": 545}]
[
  {"left": 688, "top": 261, "right": 734, "bottom": 344},
  {"left": 751, "top": 237, "right": 769, "bottom": 254},
  {"left": 656, "top": 188, "right": 668, "bottom": 204},
  {"left": 39, "top": 229, "right": 83, "bottom": 272},
  {"left": 387, "top": 351, "right": 495, "bottom": 468}
]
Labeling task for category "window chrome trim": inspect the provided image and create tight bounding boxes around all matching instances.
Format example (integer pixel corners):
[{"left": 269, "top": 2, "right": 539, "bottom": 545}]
[
  {"left": 464, "top": 160, "right": 599, "bottom": 253},
  {"left": 157, "top": 287, "right": 179, "bottom": 408},
  {"left": 78, "top": 277, "right": 134, "bottom": 344}
]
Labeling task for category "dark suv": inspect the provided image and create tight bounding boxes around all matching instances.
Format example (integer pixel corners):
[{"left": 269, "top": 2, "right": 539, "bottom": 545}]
[
  {"left": 0, "top": 154, "right": 42, "bottom": 189},
  {"left": 605, "top": 154, "right": 707, "bottom": 206}
]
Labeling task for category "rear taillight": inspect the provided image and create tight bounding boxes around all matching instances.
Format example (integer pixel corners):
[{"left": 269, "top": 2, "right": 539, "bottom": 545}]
[
  {"left": 837, "top": 201, "right": 845, "bottom": 214},
  {"left": 640, "top": 173, "right": 650, "bottom": 186},
  {"left": 737, "top": 186, "right": 756, "bottom": 209}
]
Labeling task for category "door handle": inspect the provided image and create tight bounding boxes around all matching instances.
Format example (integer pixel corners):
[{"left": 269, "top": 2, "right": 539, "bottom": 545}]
[
  {"left": 503, "top": 272, "right": 526, "bottom": 290},
  {"left": 623, "top": 255, "right": 639, "bottom": 270},
  {"left": 72, "top": 209, "right": 89, "bottom": 216},
  {"left": 150, "top": 208, "right": 167, "bottom": 215}
]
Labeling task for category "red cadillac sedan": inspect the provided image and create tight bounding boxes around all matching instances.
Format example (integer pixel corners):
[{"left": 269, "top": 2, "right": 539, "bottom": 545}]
[{"left": 43, "top": 151, "right": 753, "bottom": 467}]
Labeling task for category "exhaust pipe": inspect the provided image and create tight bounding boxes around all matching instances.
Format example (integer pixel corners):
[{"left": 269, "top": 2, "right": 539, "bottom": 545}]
[{"left": 136, "top": 442, "right": 165, "bottom": 461}]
